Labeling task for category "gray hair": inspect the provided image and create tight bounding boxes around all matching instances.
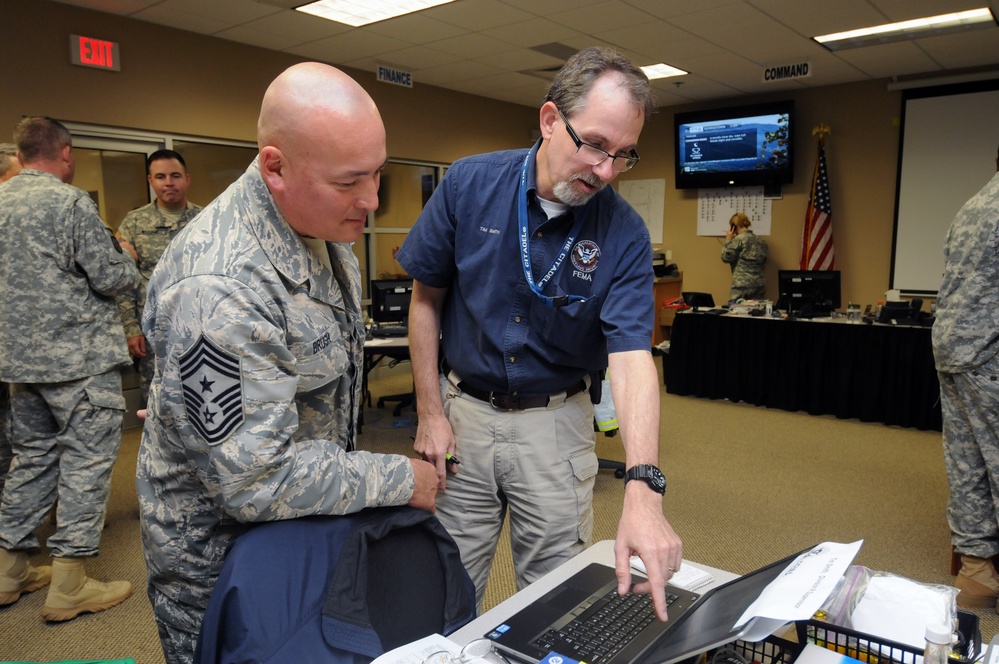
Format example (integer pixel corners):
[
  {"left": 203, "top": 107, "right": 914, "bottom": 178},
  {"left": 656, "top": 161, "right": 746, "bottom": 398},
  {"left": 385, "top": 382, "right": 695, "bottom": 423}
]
[{"left": 544, "top": 47, "right": 656, "bottom": 120}]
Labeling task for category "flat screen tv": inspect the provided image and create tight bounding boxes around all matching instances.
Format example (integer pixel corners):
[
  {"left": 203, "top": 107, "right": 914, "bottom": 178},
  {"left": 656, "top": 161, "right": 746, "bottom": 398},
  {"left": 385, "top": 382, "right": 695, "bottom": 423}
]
[
  {"left": 674, "top": 100, "right": 794, "bottom": 190},
  {"left": 776, "top": 270, "right": 841, "bottom": 316}
]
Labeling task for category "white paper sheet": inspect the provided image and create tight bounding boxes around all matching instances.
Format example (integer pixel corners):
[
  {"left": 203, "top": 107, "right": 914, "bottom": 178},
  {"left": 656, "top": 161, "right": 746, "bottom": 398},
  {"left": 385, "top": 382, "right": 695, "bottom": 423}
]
[{"left": 735, "top": 540, "right": 864, "bottom": 629}]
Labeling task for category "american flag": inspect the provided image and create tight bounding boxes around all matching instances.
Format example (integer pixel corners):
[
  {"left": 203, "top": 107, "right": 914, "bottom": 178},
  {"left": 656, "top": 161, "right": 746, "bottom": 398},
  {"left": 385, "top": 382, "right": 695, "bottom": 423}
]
[{"left": 800, "top": 145, "right": 834, "bottom": 270}]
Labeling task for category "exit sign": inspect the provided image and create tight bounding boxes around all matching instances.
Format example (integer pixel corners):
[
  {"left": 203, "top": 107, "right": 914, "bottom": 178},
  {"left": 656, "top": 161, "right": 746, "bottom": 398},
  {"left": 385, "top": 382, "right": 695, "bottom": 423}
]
[{"left": 69, "top": 34, "right": 120, "bottom": 71}]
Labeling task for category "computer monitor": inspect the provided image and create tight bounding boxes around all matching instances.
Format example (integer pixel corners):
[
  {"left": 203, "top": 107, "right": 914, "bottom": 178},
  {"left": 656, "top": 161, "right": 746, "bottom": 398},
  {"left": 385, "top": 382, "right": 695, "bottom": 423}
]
[
  {"left": 681, "top": 292, "right": 716, "bottom": 311},
  {"left": 777, "top": 270, "right": 841, "bottom": 316},
  {"left": 370, "top": 278, "right": 413, "bottom": 325}
]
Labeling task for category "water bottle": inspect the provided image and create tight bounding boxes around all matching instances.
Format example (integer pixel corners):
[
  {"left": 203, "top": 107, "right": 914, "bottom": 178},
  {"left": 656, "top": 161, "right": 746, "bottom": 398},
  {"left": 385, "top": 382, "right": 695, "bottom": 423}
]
[{"left": 923, "top": 623, "right": 951, "bottom": 664}]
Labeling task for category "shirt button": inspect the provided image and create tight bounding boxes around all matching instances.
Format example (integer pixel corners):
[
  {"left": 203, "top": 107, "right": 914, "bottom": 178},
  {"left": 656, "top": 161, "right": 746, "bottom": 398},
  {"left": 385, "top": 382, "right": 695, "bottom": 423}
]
[
  {"left": 509, "top": 356, "right": 516, "bottom": 363},
  {"left": 536, "top": 232, "right": 543, "bottom": 238},
  {"left": 514, "top": 316, "right": 521, "bottom": 323}
]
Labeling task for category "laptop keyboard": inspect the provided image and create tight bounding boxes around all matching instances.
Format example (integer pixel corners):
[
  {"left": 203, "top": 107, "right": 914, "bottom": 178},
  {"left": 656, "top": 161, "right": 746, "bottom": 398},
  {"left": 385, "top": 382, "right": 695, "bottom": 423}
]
[{"left": 529, "top": 588, "right": 680, "bottom": 664}]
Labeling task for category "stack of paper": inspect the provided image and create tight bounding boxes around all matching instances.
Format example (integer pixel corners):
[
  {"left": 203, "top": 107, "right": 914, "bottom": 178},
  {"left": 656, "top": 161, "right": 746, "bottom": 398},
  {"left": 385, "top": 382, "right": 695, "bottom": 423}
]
[{"left": 629, "top": 557, "right": 715, "bottom": 592}]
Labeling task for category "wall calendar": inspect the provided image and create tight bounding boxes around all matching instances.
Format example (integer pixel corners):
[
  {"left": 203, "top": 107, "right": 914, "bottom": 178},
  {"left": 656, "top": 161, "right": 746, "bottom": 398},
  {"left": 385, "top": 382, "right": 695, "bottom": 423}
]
[{"left": 697, "top": 186, "right": 772, "bottom": 236}]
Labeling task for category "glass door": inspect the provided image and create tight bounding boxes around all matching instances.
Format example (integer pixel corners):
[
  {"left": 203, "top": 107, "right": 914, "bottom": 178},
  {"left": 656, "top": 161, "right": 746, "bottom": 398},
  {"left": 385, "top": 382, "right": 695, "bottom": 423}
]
[{"left": 70, "top": 135, "right": 162, "bottom": 428}]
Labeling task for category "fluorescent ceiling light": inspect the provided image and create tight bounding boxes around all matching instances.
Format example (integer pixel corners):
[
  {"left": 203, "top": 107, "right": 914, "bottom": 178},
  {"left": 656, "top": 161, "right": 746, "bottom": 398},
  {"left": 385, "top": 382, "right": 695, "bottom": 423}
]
[
  {"left": 296, "top": 0, "right": 458, "bottom": 28},
  {"left": 641, "top": 63, "right": 688, "bottom": 80},
  {"left": 814, "top": 8, "right": 996, "bottom": 51}
]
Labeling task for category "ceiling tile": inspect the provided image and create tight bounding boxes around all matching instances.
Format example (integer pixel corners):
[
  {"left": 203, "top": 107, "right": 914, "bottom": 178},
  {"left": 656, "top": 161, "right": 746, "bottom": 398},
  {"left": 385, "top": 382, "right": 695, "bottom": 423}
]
[
  {"left": 422, "top": 0, "right": 534, "bottom": 31},
  {"left": 52, "top": 0, "right": 161, "bottom": 12},
  {"left": 474, "top": 49, "right": 565, "bottom": 73},
  {"left": 479, "top": 17, "right": 584, "bottom": 48},
  {"left": 550, "top": 1, "right": 658, "bottom": 34},
  {"left": 132, "top": 0, "right": 279, "bottom": 32},
  {"left": 366, "top": 45, "right": 464, "bottom": 71},
  {"left": 215, "top": 10, "right": 350, "bottom": 50},
  {"left": 416, "top": 58, "right": 508, "bottom": 84},
  {"left": 497, "top": 0, "right": 606, "bottom": 13},
  {"left": 286, "top": 30, "right": 413, "bottom": 63},
  {"left": 745, "top": 0, "right": 884, "bottom": 36},
  {"left": 426, "top": 33, "right": 516, "bottom": 58},
  {"left": 362, "top": 13, "right": 468, "bottom": 42},
  {"left": 912, "top": 28, "right": 999, "bottom": 70},
  {"left": 621, "top": 0, "right": 742, "bottom": 20},
  {"left": 834, "top": 41, "right": 943, "bottom": 79}
]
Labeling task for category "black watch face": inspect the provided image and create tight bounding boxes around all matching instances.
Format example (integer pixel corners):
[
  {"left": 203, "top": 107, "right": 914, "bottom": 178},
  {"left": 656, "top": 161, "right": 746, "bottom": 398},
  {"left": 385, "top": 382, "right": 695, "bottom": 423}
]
[{"left": 628, "top": 465, "right": 666, "bottom": 494}]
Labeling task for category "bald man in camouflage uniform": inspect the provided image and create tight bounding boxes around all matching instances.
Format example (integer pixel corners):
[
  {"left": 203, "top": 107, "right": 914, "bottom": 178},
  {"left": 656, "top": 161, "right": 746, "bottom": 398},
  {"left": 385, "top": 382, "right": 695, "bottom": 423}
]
[
  {"left": 116, "top": 149, "right": 202, "bottom": 402},
  {"left": 933, "top": 167, "right": 999, "bottom": 611},
  {"left": 0, "top": 118, "right": 138, "bottom": 620},
  {"left": 137, "top": 62, "right": 439, "bottom": 664}
]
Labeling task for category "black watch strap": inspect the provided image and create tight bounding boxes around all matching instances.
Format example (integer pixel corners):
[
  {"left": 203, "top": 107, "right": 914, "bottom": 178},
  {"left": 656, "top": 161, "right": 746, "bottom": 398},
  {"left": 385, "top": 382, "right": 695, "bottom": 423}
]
[{"left": 624, "top": 464, "right": 666, "bottom": 495}]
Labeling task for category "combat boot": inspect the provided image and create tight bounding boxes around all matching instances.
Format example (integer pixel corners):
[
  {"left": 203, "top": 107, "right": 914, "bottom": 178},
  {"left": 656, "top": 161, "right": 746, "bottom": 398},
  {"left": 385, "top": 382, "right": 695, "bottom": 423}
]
[
  {"left": 40, "top": 557, "right": 132, "bottom": 621},
  {"left": 0, "top": 548, "right": 51, "bottom": 605},
  {"left": 955, "top": 554, "right": 999, "bottom": 608}
]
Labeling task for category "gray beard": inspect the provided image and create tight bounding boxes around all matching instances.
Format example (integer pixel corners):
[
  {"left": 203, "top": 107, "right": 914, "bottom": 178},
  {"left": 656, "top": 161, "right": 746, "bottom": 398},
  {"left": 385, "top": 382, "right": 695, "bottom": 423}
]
[{"left": 552, "top": 174, "right": 606, "bottom": 207}]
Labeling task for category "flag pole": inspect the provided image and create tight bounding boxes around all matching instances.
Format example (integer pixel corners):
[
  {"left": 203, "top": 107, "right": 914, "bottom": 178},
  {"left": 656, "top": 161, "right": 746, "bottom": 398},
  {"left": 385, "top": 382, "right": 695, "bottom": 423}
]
[{"left": 802, "top": 123, "right": 832, "bottom": 269}]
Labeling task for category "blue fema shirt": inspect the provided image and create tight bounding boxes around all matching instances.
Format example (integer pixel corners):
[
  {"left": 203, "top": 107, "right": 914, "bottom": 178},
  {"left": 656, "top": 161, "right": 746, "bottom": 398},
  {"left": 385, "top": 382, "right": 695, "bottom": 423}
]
[{"left": 397, "top": 143, "right": 655, "bottom": 395}]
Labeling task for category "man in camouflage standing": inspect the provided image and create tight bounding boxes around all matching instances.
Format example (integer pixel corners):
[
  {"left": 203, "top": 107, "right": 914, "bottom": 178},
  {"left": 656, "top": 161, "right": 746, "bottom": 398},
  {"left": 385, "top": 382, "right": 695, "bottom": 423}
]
[
  {"left": 137, "top": 62, "right": 439, "bottom": 664},
  {"left": 116, "top": 149, "right": 202, "bottom": 403},
  {"left": 0, "top": 142, "right": 22, "bottom": 496},
  {"left": 0, "top": 117, "right": 139, "bottom": 620},
  {"left": 933, "top": 155, "right": 999, "bottom": 612}
]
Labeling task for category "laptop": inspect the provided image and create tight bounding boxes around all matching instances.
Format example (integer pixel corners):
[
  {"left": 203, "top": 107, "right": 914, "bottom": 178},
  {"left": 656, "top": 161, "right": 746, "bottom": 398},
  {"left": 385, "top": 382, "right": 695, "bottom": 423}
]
[{"left": 485, "top": 547, "right": 809, "bottom": 664}]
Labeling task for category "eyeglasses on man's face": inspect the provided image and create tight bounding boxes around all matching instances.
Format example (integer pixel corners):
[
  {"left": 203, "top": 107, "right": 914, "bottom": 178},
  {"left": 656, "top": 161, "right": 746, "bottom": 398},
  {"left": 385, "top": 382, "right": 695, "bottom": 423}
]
[{"left": 557, "top": 108, "right": 640, "bottom": 172}]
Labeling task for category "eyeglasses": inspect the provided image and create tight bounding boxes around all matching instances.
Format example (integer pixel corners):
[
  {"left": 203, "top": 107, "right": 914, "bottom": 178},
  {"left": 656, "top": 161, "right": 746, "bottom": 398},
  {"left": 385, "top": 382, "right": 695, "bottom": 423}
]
[
  {"left": 423, "top": 638, "right": 513, "bottom": 664},
  {"left": 558, "top": 108, "right": 640, "bottom": 172}
]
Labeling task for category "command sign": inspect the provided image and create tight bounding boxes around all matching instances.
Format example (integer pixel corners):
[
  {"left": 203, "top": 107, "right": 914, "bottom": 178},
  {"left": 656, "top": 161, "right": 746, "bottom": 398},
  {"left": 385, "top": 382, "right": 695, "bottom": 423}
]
[{"left": 70, "top": 34, "right": 120, "bottom": 71}]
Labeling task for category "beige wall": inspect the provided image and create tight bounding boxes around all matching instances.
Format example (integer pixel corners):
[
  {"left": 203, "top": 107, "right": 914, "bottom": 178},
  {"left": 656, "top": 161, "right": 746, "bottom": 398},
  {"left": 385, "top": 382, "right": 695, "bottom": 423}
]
[{"left": 3, "top": 0, "right": 909, "bottom": 311}]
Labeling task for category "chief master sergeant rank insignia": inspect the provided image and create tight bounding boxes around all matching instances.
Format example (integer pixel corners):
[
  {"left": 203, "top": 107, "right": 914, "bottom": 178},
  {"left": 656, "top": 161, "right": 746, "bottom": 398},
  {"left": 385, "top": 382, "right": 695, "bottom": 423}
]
[{"left": 179, "top": 335, "right": 244, "bottom": 444}]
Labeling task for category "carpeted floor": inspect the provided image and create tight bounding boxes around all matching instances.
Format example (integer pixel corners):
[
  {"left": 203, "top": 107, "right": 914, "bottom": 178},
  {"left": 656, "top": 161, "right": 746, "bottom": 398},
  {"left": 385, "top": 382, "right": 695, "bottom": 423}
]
[{"left": 0, "top": 360, "right": 994, "bottom": 663}]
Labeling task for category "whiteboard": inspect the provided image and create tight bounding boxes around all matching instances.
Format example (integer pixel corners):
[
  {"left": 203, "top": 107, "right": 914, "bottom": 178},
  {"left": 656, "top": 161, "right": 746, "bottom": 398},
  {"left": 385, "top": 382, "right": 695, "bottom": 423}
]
[
  {"left": 893, "top": 82, "right": 999, "bottom": 293},
  {"left": 618, "top": 179, "right": 665, "bottom": 244}
]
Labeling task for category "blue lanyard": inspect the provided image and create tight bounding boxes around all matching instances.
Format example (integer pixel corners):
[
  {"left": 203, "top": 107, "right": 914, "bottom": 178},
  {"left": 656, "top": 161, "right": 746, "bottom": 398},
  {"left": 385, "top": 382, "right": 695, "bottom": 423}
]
[{"left": 518, "top": 151, "right": 587, "bottom": 308}]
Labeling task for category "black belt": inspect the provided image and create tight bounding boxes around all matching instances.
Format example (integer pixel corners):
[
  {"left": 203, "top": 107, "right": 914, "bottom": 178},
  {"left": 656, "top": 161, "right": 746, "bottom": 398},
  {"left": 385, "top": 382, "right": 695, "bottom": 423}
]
[{"left": 456, "top": 379, "right": 588, "bottom": 411}]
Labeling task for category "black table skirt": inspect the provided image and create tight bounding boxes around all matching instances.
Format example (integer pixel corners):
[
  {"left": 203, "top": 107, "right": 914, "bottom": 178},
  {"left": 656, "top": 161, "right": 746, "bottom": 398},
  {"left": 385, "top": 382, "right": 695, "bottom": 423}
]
[{"left": 663, "top": 312, "right": 942, "bottom": 431}]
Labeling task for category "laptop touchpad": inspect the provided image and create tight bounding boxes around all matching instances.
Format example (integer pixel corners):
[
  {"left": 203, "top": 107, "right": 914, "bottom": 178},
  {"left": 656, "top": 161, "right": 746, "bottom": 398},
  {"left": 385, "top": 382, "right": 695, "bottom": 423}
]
[{"left": 540, "top": 586, "right": 591, "bottom": 613}]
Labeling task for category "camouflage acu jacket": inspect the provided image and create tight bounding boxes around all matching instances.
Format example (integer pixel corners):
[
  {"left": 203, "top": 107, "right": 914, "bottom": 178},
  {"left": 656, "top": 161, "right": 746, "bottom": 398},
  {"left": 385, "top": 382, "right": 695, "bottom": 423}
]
[
  {"left": 136, "top": 159, "right": 414, "bottom": 614},
  {"left": 0, "top": 169, "right": 138, "bottom": 383}
]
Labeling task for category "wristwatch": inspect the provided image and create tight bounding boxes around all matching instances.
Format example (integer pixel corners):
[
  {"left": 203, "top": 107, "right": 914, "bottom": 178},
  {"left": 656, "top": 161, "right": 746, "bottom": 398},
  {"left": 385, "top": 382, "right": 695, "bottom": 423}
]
[{"left": 624, "top": 464, "right": 666, "bottom": 495}]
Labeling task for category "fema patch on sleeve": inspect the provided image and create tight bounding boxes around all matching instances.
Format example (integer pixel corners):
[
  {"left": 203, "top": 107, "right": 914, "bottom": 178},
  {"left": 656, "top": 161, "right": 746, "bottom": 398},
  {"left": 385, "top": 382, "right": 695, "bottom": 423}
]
[{"left": 179, "top": 335, "right": 244, "bottom": 445}]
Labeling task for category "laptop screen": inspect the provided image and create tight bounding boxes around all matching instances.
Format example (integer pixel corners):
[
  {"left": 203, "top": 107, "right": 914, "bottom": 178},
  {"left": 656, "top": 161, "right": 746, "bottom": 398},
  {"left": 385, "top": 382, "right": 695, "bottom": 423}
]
[{"left": 634, "top": 550, "right": 805, "bottom": 664}]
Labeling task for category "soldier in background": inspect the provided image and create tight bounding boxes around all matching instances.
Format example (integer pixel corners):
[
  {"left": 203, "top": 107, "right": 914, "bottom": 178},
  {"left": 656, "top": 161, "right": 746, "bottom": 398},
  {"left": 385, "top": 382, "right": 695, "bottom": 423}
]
[
  {"left": 116, "top": 149, "right": 202, "bottom": 403},
  {"left": 0, "top": 143, "right": 21, "bottom": 496},
  {"left": 0, "top": 117, "right": 139, "bottom": 620},
  {"left": 137, "top": 63, "right": 439, "bottom": 664},
  {"left": 933, "top": 155, "right": 999, "bottom": 610},
  {"left": 721, "top": 211, "right": 768, "bottom": 302}
]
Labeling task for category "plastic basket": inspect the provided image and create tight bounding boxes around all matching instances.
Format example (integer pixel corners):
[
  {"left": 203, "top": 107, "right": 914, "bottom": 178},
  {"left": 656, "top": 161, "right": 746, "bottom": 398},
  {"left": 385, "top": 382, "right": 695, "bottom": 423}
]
[
  {"left": 723, "top": 632, "right": 803, "bottom": 664},
  {"left": 797, "top": 610, "right": 981, "bottom": 664}
]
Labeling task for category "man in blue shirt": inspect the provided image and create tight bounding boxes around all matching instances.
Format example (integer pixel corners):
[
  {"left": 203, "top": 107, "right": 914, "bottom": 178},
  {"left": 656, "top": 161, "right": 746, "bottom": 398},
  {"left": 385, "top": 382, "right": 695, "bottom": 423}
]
[{"left": 396, "top": 47, "right": 682, "bottom": 621}]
